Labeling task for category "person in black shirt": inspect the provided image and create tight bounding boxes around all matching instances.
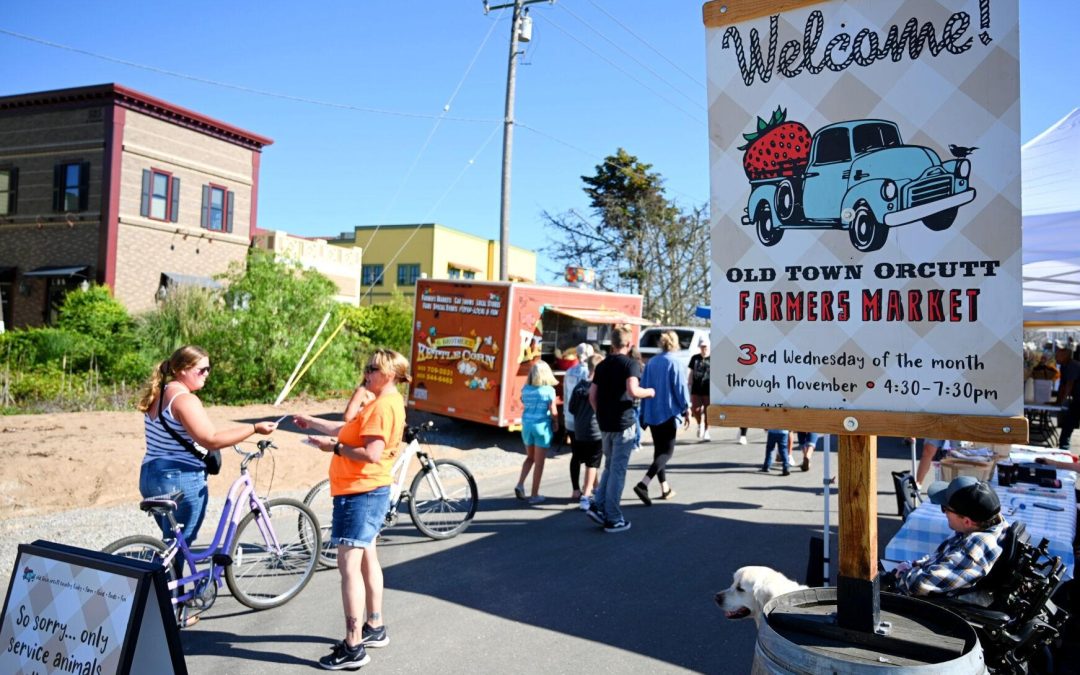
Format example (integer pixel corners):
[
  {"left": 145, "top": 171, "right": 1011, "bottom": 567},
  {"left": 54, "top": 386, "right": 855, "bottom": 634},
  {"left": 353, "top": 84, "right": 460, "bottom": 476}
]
[
  {"left": 688, "top": 340, "right": 711, "bottom": 441},
  {"left": 586, "top": 325, "right": 655, "bottom": 533}
]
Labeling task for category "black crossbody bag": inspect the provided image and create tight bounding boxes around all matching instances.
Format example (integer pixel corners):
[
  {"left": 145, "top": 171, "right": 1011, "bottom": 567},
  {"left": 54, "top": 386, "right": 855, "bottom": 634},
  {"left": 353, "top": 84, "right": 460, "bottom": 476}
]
[{"left": 158, "top": 384, "right": 223, "bottom": 475}]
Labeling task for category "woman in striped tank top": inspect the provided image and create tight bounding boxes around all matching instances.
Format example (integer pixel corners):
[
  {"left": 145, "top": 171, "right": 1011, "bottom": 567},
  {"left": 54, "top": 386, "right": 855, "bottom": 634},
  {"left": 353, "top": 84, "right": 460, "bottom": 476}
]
[{"left": 137, "top": 345, "right": 277, "bottom": 543}]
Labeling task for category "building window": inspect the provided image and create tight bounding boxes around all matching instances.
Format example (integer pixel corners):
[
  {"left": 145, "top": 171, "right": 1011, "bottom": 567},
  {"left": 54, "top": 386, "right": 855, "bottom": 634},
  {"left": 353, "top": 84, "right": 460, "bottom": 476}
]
[
  {"left": 53, "top": 162, "right": 89, "bottom": 212},
  {"left": 362, "top": 264, "right": 384, "bottom": 286},
  {"left": 201, "top": 184, "right": 234, "bottom": 233},
  {"left": 141, "top": 169, "right": 179, "bottom": 222},
  {"left": 448, "top": 265, "right": 478, "bottom": 280},
  {"left": 0, "top": 168, "right": 17, "bottom": 216},
  {"left": 397, "top": 264, "right": 421, "bottom": 286}
]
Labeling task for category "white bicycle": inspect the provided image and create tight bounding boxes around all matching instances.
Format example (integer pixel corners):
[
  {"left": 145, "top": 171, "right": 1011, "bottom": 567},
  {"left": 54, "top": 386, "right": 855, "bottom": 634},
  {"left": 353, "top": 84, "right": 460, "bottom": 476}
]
[{"left": 302, "top": 420, "right": 478, "bottom": 567}]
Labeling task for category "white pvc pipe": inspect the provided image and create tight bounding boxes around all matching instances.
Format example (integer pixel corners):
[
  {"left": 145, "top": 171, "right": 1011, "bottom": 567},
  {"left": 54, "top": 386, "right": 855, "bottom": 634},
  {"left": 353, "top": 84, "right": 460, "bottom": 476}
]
[{"left": 274, "top": 311, "right": 330, "bottom": 407}]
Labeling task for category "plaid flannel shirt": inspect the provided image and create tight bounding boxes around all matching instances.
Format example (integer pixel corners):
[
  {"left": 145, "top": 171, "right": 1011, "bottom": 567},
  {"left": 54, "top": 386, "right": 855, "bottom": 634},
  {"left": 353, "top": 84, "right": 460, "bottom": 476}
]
[{"left": 895, "top": 518, "right": 1008, "bottom": 597}]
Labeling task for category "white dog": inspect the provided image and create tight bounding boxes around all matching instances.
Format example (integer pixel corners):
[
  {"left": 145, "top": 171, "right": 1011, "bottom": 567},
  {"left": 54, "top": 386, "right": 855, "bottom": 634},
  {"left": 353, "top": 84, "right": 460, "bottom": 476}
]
[{"left": 715, "top": 566, "right": 808, "bottom": 623}]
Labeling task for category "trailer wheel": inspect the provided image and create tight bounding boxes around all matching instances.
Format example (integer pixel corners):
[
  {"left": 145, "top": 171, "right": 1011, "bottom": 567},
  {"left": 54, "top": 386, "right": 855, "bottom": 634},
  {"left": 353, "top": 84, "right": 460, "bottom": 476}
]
[
  {"left": 754, "top": 201, "right": 783, "bottom": 247},
  {"left": 848, "top": 203, "right": 887, "bottom": 252}
]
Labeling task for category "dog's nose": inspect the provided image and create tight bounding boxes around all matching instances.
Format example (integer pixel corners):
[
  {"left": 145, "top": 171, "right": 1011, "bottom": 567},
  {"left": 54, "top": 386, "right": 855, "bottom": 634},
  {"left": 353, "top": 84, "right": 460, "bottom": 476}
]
[{"left": 714, "top": 592, "right": 724, "bottom": 606}]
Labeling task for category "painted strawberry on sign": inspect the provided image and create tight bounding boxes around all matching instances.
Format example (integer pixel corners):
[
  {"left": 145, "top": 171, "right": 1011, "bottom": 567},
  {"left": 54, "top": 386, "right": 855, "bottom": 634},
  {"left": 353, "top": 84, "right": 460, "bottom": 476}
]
[{"left": 738, "top": 106, "right": 811, "bottom": 180}]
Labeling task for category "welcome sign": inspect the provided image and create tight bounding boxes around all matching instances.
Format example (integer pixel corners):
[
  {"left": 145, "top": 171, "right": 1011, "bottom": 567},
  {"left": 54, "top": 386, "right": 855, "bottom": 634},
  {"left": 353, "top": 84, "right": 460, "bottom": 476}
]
[{"left": 705, "top": 0, "right": 1022, "bottom": 416}]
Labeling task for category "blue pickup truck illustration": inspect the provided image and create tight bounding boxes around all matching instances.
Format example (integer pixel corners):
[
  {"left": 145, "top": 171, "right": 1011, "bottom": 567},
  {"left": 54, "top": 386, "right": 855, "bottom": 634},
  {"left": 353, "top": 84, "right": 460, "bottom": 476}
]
[{"left": 739, "top": 116, "right": 976, "bottom": 253}]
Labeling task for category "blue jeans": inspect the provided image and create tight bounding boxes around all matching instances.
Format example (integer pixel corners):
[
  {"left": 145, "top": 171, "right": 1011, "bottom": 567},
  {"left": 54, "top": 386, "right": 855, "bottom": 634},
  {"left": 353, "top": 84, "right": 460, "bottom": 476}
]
[
  {"left": 139, "top": 458, "right": 209, "bottom": 544},
  {"left": 594, "top": 427, "right": 637, "bottom": 524},
  {"left": 764, "top": 433, "right": 790, "bottom": 470}
]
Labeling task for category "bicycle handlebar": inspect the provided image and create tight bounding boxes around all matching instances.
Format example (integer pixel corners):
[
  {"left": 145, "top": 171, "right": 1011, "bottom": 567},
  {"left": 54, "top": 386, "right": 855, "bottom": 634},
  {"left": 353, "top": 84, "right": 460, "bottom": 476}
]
[
  {"left": 404, "top": 420, "right": 436, "bottom": 443},
  {"left": 232, "top": 439, "right": 277, "bottom": 470}
]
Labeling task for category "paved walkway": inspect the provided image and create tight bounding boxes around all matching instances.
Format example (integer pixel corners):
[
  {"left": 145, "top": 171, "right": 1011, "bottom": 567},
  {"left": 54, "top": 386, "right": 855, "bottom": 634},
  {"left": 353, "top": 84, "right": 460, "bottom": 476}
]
[{"left": 178, "top": 429, "right": 913, "bottom": 674}]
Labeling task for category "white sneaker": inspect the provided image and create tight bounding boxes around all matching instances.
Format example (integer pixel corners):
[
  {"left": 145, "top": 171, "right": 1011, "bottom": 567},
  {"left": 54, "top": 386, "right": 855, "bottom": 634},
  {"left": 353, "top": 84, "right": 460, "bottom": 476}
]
[
  {"left": 738, "top": 435, "right": 747, "bottom": 445},
  {"left": 578, "top": 495, "right": 591, "bottom": 511},
  {"left": 702, "top": 429, "right": 711, "bottom": 441},
  {"left": 696, "top": 424, "right": 704, "bottom": 439}
]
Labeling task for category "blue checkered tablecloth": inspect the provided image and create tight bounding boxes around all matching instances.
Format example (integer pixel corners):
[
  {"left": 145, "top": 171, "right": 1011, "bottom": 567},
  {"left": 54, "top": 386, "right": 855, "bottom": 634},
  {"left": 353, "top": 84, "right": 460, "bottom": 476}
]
[{"left": 884, "top": 469, "right": 1076, "bottom": 579}]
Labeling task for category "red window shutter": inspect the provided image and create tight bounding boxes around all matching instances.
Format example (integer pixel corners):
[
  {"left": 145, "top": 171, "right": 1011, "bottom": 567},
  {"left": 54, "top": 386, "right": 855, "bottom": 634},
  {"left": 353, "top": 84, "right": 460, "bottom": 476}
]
[
  {"left": 140, "top": 169, "right": 151, "bottom": 217},
  {"left": 8, "top": 168, "right": 16, "bottom": 215},
  {"left": 53, "top": 164, "right": 64, "bottom": 211},
  {"left": 78, "top": 161, "right": 90, "bottom": 211},
  {"left": 200, "top": 185, "right": 210, "bottom": 229},
  {"left": 170, "top": 176, "right": 180, "bottom": 223},
  {"left": 226, "top": 190, "right": 235, "bottom": 233}
]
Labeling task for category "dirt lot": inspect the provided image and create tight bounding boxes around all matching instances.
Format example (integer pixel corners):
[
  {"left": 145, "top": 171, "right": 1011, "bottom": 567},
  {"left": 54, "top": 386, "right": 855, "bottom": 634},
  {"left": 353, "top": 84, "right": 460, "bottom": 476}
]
[{"left": 0, "top": 398, "right": 521, "bottom": 520}]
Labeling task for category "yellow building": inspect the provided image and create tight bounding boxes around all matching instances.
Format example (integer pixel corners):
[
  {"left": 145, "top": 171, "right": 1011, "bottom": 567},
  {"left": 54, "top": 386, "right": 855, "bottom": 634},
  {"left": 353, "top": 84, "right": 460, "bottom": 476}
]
[{"left": 328, "top": 223, "right": 536, "bottom": 304}]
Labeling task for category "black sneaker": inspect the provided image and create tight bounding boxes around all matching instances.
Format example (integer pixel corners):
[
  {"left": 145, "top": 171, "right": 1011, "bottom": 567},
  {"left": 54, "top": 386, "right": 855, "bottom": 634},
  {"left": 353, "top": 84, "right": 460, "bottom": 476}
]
[
  {"left": 633, "top": 483, "right": 652, "bottom": 506},
  {"left": 781, "top": 468, "right": 791, "bottom": 476},
  {"left": 360, "top": 623, "right": 389, "bottom": 648},
  {"left": 585, "top": 503, "right": 605, "bottom": 525},
  {"left": 319, "top": 642, "right": 370, "bottom": 670},
  {"left": 604, "top": 519, "right": 632, "bottom": 533},
  {"left": 759, "top": 466, "right": 769, "bottom": 472}
]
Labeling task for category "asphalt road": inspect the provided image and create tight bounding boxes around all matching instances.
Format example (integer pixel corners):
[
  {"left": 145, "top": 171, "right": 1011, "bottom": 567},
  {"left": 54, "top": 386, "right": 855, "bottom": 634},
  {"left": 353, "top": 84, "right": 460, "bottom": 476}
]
[{"left": 179, "top": 430, "right": 913, "bottom": 674}]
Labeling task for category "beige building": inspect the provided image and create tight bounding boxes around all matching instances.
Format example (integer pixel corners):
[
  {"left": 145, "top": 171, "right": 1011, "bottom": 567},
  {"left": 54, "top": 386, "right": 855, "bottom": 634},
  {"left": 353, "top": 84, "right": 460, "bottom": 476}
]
[
  {"left": 327, "top": 223, "right": 536, "bottom": 304},
  {"left": 253, "top": 229, "right": 364, "bottom": 305},
  {"left": 0, "top": 83, "right": 271, "bottom": 329}
]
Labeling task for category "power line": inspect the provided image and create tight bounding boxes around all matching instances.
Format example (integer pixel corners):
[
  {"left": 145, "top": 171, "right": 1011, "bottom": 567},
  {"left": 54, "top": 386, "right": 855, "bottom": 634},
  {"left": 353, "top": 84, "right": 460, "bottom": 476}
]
[
  {"left": 584, "top": 0, "right": 705, "bottom": 89},
  {"left": 532, "top": 14, "right": 705, "bottom": 125},
  {"left": 377, "top": 7, "right": 506, "bottom": 222},
  {"left": 514, "top": 120, "right": 707, "bottom": 206},
  {"left": 557, "top": 2, "right": 704, "bottom": 111},
  {"left": 0, "top": 27, "right": 500, "bottom": 124}
]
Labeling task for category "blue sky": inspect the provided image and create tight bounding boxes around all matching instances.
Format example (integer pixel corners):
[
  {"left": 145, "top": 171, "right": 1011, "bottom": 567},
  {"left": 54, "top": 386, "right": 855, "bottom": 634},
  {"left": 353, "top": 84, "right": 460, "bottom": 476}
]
[{"left": 2, "top": 1, "right": 1075, "bottom": 281}]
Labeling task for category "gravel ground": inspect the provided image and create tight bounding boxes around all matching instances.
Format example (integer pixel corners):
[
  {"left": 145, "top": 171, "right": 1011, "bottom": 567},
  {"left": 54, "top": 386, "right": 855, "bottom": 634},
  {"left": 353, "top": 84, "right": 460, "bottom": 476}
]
[{"left": 0, "top": 414, "right": 535, "bottom": 592}]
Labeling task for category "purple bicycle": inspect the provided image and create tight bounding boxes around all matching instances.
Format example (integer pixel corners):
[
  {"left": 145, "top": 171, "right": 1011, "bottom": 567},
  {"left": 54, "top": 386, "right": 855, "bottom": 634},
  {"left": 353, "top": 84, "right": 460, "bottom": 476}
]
[{"left": 103, "top": 440, "right": 320, "bottom": 626}]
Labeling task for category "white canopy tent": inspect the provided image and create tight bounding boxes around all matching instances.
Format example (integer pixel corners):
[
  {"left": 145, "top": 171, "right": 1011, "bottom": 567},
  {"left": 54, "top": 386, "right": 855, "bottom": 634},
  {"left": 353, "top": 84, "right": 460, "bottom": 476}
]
[{"left": 1023, "top": 107, "right": 1080, "bottom": 325}]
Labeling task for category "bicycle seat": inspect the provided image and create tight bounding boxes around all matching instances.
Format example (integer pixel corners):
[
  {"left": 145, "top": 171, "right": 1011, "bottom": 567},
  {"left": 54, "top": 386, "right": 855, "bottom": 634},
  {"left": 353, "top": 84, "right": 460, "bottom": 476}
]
[{"left": 140, "top": 490, "right": 183, "bottom": 515}]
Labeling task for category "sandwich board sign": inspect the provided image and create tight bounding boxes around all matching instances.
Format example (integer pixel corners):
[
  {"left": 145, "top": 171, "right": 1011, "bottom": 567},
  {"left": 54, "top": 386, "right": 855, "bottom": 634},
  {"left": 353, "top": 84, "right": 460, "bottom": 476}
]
[
  {"left": 705, "top": 0, "right": 1023, "bottom": 419},
  {"left": 0, "top": 540, "right": 186, "bottom": 675}
]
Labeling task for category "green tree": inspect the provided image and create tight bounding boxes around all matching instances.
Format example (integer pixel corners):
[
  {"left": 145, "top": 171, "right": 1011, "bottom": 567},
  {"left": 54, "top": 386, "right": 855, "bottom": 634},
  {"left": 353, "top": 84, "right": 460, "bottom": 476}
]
[
  {"left": 544, "top": 149, "right": 710, "bottom": 324},
  {"left": 196, "top": 251, "right": 357, "bottom": 403},
  {"left": 56, "top": 284, "right": 136, "bottom": 373}
]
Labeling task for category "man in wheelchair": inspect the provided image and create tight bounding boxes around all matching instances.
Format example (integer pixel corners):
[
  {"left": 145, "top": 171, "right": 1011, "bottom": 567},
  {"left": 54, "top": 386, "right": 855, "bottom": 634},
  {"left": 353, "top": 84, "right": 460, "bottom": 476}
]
[
  {"left": 882, "top": 476, "right": 1070, "bottom": 673},
  {"left": 884, "top": 476, "right": 1008, "bottom": 597}
]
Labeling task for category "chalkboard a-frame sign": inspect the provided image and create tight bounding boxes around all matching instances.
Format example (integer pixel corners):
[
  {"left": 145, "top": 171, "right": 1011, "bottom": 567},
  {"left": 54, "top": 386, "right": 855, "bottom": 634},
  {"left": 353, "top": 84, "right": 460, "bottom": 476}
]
[{"left": 0, "top": 540, "right": 186, "bottom": 675}]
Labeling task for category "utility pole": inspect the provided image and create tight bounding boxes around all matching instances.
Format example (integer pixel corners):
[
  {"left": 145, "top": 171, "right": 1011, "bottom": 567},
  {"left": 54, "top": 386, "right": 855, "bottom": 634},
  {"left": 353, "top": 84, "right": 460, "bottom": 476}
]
[{"left": 484, "top": 0, "right": 552, "bottom": 281}]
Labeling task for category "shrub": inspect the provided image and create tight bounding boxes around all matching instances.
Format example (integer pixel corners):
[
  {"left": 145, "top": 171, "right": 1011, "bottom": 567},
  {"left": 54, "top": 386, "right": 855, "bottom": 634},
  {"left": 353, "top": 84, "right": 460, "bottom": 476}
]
[{"left": 56, "top": 285, "right": 136, "bottom": 374}]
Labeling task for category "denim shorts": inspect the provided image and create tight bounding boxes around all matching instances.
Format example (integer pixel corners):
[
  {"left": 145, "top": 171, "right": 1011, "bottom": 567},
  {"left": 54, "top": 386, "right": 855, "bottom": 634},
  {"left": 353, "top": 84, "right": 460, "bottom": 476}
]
[
  {"left": 797, "top": 432, "right": 820, "bottom": 448},
  {"left": 521, "top": 420, "right": 553, "bottom": 448},
  {"left": 332, "top": 486, "right": 391, "bottom": 549}
]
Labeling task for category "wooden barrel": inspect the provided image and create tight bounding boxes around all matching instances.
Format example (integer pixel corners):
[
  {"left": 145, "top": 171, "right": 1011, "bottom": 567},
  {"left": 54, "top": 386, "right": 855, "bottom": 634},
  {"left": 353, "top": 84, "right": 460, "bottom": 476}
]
[{"left": 752, "top": 588, "right": 985, "bottom": 674}]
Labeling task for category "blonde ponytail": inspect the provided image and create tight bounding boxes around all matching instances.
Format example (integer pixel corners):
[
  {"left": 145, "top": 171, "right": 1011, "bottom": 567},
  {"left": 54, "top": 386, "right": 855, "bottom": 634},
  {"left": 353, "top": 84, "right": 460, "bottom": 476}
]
[{"left": 136, "top": 346, "right": 209, "bottom": 412}]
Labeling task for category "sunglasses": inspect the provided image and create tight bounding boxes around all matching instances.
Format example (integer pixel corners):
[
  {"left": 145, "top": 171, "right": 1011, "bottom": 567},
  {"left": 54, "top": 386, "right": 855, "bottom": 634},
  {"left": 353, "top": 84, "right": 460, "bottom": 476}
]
[
  {"left": 196, "top": 366, "right": 212, "bottom": 376},
  {"left": 365, "top": 365, "right": 381, "bottom": 374}
]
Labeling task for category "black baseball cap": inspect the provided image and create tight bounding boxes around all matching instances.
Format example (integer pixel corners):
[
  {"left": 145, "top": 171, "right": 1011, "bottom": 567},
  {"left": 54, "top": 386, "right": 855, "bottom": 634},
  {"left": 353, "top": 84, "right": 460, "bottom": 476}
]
[{"left": 927, "top": 476, "right": 1000, "bottom": 522}]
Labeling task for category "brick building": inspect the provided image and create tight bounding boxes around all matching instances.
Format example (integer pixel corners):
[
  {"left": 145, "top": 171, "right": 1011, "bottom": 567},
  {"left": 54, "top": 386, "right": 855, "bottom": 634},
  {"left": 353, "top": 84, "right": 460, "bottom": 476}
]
[{"left": 0, "top": 84, "right": 271, "bottom": 330}]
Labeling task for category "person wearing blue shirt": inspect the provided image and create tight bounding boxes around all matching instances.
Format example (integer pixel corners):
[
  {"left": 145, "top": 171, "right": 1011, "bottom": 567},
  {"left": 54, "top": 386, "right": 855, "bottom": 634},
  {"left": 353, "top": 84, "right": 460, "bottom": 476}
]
[
  {"left": 514, "top": 361, "right": 559, "bottom": 505},
  {"left": 632, "top": 331, "right": 691, "bottom": 505}
]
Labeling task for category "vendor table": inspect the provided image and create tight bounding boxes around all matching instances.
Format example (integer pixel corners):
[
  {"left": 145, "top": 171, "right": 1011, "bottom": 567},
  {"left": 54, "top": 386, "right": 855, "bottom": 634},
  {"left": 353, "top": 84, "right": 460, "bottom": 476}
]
[
  {"left": 1024, "top": 404, "right": 1061, "bottom": 447},
  {"left": 884, "top": 454, "right": 1076, "bottom": 579}
]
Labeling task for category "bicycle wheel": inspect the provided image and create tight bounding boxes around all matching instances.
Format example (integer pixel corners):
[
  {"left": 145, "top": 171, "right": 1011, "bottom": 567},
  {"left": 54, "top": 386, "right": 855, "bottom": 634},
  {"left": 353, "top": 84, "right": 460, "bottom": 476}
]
[
  {"left": 225, "top": 498, "right": 320, "bottom": 610},
  {"left": 103, "top": 535, "right": 170, "bottom": 565},
  {"left": 408, "top": 459, "right": 478, "bottom": 540},
  {"left": 302, "top": 478, "right": 337, "bottom": 568}
]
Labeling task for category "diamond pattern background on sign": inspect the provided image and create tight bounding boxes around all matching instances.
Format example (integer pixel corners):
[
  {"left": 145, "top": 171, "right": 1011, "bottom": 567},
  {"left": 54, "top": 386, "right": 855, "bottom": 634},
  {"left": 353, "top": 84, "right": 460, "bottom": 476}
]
[
  {"left": 706, "top": 0, "right": 1022, "bottom": 416},
  {"left": 0, "top": 552, "right": 138, "bottom": 674}
]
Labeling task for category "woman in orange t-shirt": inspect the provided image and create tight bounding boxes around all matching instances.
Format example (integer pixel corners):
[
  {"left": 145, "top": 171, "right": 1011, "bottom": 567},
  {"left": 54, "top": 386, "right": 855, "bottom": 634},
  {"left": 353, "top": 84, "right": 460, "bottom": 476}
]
[{"left": 293, "top": 348, "right": 408, "bottom": 669}]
